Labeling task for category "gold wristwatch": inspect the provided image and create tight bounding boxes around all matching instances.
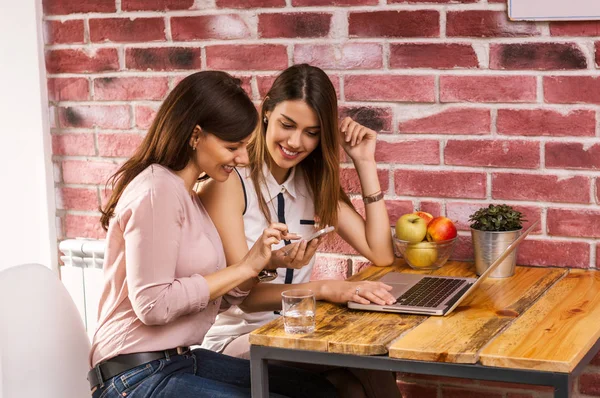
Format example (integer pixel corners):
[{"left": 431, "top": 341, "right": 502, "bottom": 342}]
[{"left": 257, "top": 269, "right": 278, "bottom": 282}]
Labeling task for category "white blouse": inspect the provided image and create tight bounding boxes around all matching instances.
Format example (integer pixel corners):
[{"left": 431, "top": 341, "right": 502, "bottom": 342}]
[{"left": 201, "top": 165, "right": 317, "bottom": 353}]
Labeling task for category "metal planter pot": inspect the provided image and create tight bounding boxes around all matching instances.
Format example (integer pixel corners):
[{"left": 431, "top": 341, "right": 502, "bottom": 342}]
[{"left": 470, "top": 228, "right": 522, "bottom": 278}]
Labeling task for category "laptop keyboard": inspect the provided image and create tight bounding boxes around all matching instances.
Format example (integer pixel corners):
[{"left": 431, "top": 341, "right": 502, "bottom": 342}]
[{"left": 396, "top": 277, "right": 465, "bottom": 308}]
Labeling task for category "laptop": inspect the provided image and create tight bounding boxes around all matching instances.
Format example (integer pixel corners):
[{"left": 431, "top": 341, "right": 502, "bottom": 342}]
[{"left": 348, "top": 220, "right": 539, "bottom": 316}]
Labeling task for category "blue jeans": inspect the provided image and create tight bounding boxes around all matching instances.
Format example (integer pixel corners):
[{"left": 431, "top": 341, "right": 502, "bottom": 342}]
[{"left": 91, "top": 348, "right": 337, "bottom": 398}]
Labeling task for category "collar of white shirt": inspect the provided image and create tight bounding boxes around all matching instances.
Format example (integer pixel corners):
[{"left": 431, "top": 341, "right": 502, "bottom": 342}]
[{"left": 260, "top": 163, "right": 298, "bottom": 203}]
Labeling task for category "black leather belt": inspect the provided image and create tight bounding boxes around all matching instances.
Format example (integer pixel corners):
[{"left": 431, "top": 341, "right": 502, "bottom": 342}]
[{"left": 88, "top": 347, "right": 190, "bottom": 390}]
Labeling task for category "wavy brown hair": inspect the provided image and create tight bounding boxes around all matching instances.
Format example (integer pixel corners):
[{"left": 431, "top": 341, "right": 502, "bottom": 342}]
[
  {"left": 100, "top": 71, "right": 257, "bottom": 230},
  {"left": 247, "top": 64, "right": 351, "bottom": 229}
]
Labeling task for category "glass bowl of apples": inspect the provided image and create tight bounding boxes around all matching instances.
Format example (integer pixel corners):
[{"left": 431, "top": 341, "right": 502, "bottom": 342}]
[{"left": 393, "top": 213, "right": 458, "bottom": 270}]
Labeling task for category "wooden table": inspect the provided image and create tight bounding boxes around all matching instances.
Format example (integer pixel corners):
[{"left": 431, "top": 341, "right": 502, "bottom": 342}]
[{"left": 249, "top": 260, "right": 600, "bottom": 397}]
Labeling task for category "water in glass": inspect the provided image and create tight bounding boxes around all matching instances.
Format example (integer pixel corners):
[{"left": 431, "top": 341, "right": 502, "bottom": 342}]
[{"left": 281, "top": 289, "right": 316, "bottom": 334}]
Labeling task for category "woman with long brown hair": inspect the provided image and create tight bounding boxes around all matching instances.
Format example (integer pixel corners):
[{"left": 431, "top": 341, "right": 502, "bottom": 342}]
[
  {"left": 89, "top": 71, "right": 336, "bottom": 398},
  {"left": 199, "top": 64, "right": 400, "bottom": 397}
]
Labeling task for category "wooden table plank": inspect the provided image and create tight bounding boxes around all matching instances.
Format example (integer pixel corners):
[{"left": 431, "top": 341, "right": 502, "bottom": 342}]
[
  {"left": 250, "top": 260, "right": 425, "bottom": 355},
  {"left": 388, "top": 265, "right": 567, "bottom": 364},
  {"left": 479, "top": 269, "right": 600, "bottom": 372},
  {"left": 250, "top": 260, "right": 479, "bottom": 355},
  {"left": 249, "top": 301, "right": 346, "bottom": 352},
  {"left": 330, "top": 261, "right": 480, "bottom": 355}
]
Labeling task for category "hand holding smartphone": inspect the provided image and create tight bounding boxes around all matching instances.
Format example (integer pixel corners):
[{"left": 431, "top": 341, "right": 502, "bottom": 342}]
[{"left": 283, "top": 226, "right": 334, "bottom": 256}]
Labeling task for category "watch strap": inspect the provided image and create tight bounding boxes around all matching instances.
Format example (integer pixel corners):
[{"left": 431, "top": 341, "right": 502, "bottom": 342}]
[{"left": 362, "top": 191, "right": 384, "bottom": 205}]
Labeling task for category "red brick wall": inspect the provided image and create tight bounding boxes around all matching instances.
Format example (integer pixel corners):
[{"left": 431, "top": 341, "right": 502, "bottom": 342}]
[{"left": 44, "top": 1, "right": 600, "bottom": 395}]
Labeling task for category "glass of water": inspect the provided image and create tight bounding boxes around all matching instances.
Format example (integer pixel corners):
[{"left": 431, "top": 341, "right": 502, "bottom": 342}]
[{"left": 281, "top": 289, "right": 316, "bottom": 334}]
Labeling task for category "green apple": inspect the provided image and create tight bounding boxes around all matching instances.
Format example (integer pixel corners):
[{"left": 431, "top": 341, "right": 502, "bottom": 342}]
[
  {"left": 404, "top": 241, "right": 438, "bottom": 268},
  {"left": 395, "top": 214, "right": 427, "bottom": 243}
]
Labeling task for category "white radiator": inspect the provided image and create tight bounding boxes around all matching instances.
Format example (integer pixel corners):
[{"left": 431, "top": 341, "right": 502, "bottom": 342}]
[{"left": 59, "top": 239, "right": 105, "bottom": 339}]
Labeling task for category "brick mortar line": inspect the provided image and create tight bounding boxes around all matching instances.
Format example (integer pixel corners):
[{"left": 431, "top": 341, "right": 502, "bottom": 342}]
[
  {"left": 383, "top": 164, "right": 600, "bottom": 176},
  {"left": 490, "top": 108, "right": 498, "bottom": 136},
  {"left": 388, "top": 163, "right": 395, "bottom": 199},
  {"left": 536, "top": 75, "right": 543, "bottom": 103},
  {"left": 164, "top": 15, "right": 172, "bottom": 41},
  {"left": 55, "top": 132, "right": 600, "bottom": 143},
  {"left": 380, "top": 136, "right": 600, "bottom": 144},
  {"left": 43, "top": 68, "right": 600, "bottom": 78},
  {"left": 55, "top": 155, "right": 122, "bottom": 162},
  {"left": 440, "top": 8, "right": 447, "bottom": 39},
  {"left": 382, "top": 41, "right": 390, "bottom": 70},
  {"left": 83, "top": 18, "right": 90, "bottom": 44},
  {"left": 369, "top": 194, "right": 600, "bottom": 210},
  {"left": 95, "top": 186, "right": 103, "bottom": 208},
  {"left": 539, "top": 141, "right": 546, "bottom": 170},
  {"left": 57, "top": 183, "right": 107, "bottom": 189},
  {"left": 43, "top": 37, "right": 600, "bottom": 49},
  {"left": 314, "top": 252, "right": 364, "bottom": 260},
  {"left": 61, "top": 209, "right": 102, "bottom": 216},
  {"left": 42, "top": 4, "right": 508, "bottom": 20},
  {"left": 51, "top": 127, "right": 600, "bottom": 144},
  {"left": 287, "top": 43, "right": 293, "bottom": 66},
  {"left": 92, "top": 126, "right": 100, "bottom": 156},
  {"left": 51, "top": 129, "right": 149, "bottom": 134},
  {"left": 540, "top": 207, "right": 548, "bottom": 243},
  {"left": 47, "top": 98, "right": 600, "bottom": 112}
]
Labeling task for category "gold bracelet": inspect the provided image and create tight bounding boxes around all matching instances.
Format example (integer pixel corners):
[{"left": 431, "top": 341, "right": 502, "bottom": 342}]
[{"left": 362, "top": 191, "right": 383, "bottom": 205}]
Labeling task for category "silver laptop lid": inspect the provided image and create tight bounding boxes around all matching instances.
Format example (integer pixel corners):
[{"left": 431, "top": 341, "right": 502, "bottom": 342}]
[{"left": 444, "top": 219, "right": 539, "bottom": 315}]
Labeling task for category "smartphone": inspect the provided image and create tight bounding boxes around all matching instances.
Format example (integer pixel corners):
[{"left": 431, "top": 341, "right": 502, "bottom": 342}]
[
  {"left": 283, "top": 226, "right": 335, "bottom": 256},
  {"left": 302, "top": 225, "right": 335, "bottom": 242}
]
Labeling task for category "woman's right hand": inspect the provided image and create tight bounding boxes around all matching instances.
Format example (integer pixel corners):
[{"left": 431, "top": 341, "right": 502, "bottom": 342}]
[
  {"left": 241, "top": 223, "right": 299, "bottom": 276},
  {"left": 319, "top": 280, "right": 396, "bottom": 306}
]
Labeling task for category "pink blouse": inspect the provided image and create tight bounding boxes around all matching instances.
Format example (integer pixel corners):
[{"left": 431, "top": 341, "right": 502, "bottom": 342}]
[{"left": 90, "top": 164, "right": 247, "bottom": 367}]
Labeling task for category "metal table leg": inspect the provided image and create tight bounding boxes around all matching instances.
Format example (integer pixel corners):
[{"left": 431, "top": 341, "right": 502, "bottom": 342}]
[
  {"left": 553, "top": 374, "right": 571, "bottom": 398},
  {"left": 250, "top": 345, "right": 269, "bottom": 398}
]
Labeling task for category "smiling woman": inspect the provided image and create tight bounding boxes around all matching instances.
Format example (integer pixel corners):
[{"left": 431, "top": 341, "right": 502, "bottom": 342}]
[
  {"left": 264, "top": 100, "right": 322, "bottom": 180},
  {"left": 90, "top": 71, "right": 336, "bottom": 398},
  {"left": 199, "top": 64, "right": 398, "bottom": 398},
  {"left": 194, "top": 131, "right": 250, "bottom": 182}
]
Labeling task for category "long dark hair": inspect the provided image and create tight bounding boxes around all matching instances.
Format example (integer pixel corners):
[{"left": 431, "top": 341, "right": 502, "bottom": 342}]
[
  {"left": 247, "top": 64, "right": 351, "bottom": 229},
  {"left": 100, "top": 71, "right": 258, "bottom": 230}
]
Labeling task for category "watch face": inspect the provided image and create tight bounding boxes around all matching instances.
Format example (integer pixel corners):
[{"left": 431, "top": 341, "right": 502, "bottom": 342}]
[{"left": 258, "top": 269, "right": 278, "bottom": 282}]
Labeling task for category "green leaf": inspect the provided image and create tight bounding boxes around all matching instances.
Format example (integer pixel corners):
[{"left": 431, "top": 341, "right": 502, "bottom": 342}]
[{"left": 468, "top": 204, "right": 525, "bottom": 231}]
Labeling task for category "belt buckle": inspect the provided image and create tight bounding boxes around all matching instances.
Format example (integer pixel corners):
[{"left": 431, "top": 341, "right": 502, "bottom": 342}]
[{"left": 176, "top": 346, "right": 187, "bottom": 355}]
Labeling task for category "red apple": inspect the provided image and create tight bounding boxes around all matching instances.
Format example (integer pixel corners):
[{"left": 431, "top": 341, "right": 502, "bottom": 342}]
[
  {"left": 426, "top": 217, "right": 458, "bottom": 242},
  {"left": 395, "top": 214, "right": 427, "bottom": 243},
  {"left": 413, "top": 211, "right": 434, "bottom": 226}
]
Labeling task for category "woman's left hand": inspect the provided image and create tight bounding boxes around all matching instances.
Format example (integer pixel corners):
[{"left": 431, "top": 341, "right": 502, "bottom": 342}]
[
  {"left": 268, "top": 238, "right": 321, "bottom": 270},
  {"left": 339, "top": 117, "right": 377, "bottom": 163},
  {"left": 320, "top": 280, "right": 396, "bottom": 306}
]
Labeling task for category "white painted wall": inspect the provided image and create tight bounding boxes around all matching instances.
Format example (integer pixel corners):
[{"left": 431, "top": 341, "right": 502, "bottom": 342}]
[{"left": 0, "top": 1, "right": 57, "bottom": 272}]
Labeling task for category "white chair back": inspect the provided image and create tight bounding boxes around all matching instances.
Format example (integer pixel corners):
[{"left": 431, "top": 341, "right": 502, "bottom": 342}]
[{"left": 0, "top": 264, "right": 91, "bottom": 398}]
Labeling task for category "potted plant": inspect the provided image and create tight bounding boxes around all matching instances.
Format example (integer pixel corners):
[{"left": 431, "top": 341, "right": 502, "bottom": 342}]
[{"left": 468, "top": 204, "right": 525, "bottom": 278}]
